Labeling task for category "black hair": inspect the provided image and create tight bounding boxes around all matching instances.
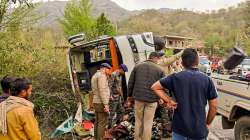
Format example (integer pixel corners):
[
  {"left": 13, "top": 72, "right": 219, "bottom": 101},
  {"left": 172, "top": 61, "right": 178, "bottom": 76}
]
[
  {"left": 173, "top": 49, "right": 182, "bottom": 55},
  {"left": 181, "top": 48, "right": 198, "bottom": 68},
  {"left": 11, "top": 78, "right": 32, "bottom": 96},
  {"left": 148, "top": 52, "right": 162, "bottom": 59},
  {"left": 153, "top": 36, "right": 166, "bottom": 51},
  {"left": 1, "top": 76, "right": 16, "bottom": 93}
]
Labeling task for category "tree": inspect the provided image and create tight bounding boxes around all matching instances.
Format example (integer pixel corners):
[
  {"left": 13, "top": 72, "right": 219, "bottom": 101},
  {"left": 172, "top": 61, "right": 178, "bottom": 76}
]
[
  {"left": 60, "top": 0, "right": 116, "bottom": 40},
  {"left": 244, "top": 0, "right": 250, "bottom": 38},
  {"left": 0, "top": 0, "right": 32, "bottom": 30},
  {"left": 60, "top": 0, "right": 96, "bottom": 40},
  {"left": 242, "top": 0, "right": 250, "bottom": 55},
  {"left": 96, "top": 13, "right": 116, "bottom": 36}
]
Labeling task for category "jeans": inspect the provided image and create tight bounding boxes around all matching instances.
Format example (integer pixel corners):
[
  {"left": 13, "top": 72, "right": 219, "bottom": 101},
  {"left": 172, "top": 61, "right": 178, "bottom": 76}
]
[{"left": 172, "top": 132, "right": 207, "bottom": 140}]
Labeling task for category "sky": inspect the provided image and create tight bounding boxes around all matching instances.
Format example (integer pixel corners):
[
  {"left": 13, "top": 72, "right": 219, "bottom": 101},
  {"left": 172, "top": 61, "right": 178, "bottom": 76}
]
[{"left": 109, "top": 0, "right": 246, "bottom": 11}]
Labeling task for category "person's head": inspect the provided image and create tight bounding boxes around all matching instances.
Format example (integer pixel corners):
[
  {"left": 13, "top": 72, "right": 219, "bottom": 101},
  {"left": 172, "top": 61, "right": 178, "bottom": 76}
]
[
  {"left": 11, "top": 78, "right": 32, "bottom": 99},
  {"left": 181, "top": 48, "right": 199, "bottom": 68},
  {"left": 100, "top": 63, "right": 112, "bottom": 75},
  {"left": 148, "top": 52, "right": 163, "bottom": 63},
  {"left": 118, "top": 64, "right": 128, "bottom": 75},
  {"left": 153, "top": 36, "right": 166, "bottom": 51},
  {"left": 1, "top": 76, "right": 16, "bottom": 94}
]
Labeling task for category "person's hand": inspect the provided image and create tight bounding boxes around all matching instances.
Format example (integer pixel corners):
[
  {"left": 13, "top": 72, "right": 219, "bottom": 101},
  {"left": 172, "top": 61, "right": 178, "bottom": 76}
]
[
  {"left": 122, "top": 114, "right": 129, "bottom": 121},
  {"left": 127, "top": 97, "right": 133, "bottom": 107},
  {"left": 109, "top": 96, "right": 113, "bottom": 101},
  {"left": 104, "top": 105, "right": 109, "bottom": 113},
  {"left": 164, "top": 99, "right": 177, "bottom": 110},
  {"left": 207, "top": 124, "right": 211, "bottom": 129},
  {"left": 127, "top": 101, "right": 132, "bottom": 108},
  {"left": 158, "top": 99, "right": 164, "bottom": 105},
  {"left": 168, "top": 100, "right": 177, "bottom": 109}
]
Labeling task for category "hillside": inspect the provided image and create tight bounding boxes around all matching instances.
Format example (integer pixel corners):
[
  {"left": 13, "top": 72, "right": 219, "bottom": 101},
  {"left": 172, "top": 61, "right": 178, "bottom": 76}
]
[
  {"left": 33, "top": 0, "right": 249, "bottom": 55},
  {"left": 117, "top": 3, "right": 249, "bottom": 55},
  {"left": 118, "top": 7, "right": 245, "bottom": 37},
  {"left": 34, "top": 0, "right": 137, "bottom": 26}
]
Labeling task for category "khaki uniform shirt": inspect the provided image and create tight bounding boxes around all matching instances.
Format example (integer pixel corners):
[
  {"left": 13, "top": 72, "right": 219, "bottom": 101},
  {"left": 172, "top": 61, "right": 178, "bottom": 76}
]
[
  {"left": 158, "top": 51, "right": 183, "bottom": 74},
  {"left": 91, "top": 70, "right": 110, "bottom": 105}
]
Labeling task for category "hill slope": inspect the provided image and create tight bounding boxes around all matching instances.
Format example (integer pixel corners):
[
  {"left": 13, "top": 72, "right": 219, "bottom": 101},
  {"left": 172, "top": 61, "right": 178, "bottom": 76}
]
[
  {"left": 35, "top": 0, "right": 136, "bottom": 26},
  {"left": 117, "top": 3, "right": 248, "bottom": 55}
]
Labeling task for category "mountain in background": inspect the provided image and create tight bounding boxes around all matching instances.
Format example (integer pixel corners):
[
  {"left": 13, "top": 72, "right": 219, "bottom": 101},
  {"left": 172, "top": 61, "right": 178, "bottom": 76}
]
[
  {"left": 34, "top": 0, "right": 173, "bottom": 27},
  {"left": 33, "top": 0, "right": 249, "bottom": 56},
  {"left": 35, "top": 0, "right": 140, "bottom": 26}
]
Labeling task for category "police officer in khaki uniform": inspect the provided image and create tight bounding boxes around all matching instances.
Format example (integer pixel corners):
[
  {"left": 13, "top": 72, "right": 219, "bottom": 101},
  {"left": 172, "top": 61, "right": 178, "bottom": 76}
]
[{"left": 91, "top": 63, "right": 112, "bottom": 140}]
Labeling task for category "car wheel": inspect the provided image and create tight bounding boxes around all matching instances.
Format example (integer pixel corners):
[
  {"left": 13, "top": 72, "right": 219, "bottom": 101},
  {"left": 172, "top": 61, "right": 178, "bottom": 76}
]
[{"left": 235, "top": 116, "right": 250, "bottom": 140}]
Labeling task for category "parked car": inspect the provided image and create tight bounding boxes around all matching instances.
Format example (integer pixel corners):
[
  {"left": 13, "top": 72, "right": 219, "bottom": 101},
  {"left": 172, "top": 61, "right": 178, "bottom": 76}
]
[
  {"left": 211, "top": 56, "right": 221, "bottom": 72},
  {"left": 246, "top": 73, "right": 250, "bottom": 82},
  {"left": 237, "top": 58, "right": 250, "bottom": 78},
  {"left": 246, "top": 73, "right": 250, "bottom": 81},
  {"left": 198, "top": 56, "right": 211, "bottom": 76}
]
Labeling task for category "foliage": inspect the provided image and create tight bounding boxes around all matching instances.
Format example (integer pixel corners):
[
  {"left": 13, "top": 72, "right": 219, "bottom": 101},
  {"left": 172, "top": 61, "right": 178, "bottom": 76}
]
[
  {"left": 0, "top": 0, "right": 33, "bottom": 30},
  {"left": 60, "top": 0, "right": 116, "bottom": 40},
  {"left": 0, "top": 5, "right": 78, "bottom": 140},
  {"left": 244, "top": 0, "right": 250, "bottom": 38},
  {"left": 242, "top": 0, "right": 250, "bottom": 55},
  {"left": 0, "top": 21, "right": 76, "bottom": 135},
  {"left": 96, "top": 13, "right": 116, "bottom": 36},
  {"left": 60, "top": 0, "right": 96, "bottom": 40}
]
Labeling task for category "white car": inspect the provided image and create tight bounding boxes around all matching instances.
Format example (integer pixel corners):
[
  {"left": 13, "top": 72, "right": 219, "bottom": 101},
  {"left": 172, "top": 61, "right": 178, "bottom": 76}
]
[
  {"left": 198, "top": 56, "right": 211, "bottom": 76},
  {"left": 238, "top": 58, "right": 250, "bottom": 78}
]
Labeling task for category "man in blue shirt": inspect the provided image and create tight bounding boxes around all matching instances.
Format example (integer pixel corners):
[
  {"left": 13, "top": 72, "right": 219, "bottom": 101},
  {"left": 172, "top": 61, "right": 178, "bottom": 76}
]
[{"left": 151, "top": 48, "right": 218, "bottom": 140}]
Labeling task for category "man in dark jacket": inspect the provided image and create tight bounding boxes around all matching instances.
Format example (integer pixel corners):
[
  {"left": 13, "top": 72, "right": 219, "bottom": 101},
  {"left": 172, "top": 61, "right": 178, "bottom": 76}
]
[{"left": 127, "top": 52, "right": 165, "bottom": 140}]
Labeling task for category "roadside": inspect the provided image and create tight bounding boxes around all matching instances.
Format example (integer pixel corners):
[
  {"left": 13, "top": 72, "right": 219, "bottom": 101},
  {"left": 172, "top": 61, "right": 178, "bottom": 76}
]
[{"left": 209, "top": 116, "right": 234, "bottom": 140}]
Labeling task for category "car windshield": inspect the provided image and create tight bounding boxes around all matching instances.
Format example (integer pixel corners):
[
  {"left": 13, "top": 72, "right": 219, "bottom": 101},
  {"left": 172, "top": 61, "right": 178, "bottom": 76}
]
[
  {"left": 241, "top": 59, "right": 250, "bottom": 65},
  {"left": 200, "top": 57, "right": 209, "bottom": 64}
]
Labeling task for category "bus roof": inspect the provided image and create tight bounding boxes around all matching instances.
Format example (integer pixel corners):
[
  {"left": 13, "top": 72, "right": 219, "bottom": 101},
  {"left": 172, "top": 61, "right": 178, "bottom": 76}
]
[{"left": 70, "top": 37, "right": 112, "bottom": 52}]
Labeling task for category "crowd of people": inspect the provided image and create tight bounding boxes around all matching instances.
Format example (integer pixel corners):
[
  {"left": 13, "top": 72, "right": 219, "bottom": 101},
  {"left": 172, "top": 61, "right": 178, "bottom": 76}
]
[
  {"left": 0, "top": 48, "right": 218, "bottom": 140},
  {"left": 91, "top": 48, "right": 218, "bottom": 140}
]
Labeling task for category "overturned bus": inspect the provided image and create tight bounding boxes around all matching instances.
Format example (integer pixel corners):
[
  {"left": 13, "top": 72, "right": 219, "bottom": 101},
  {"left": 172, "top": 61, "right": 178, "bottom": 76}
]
[{"left": 67, "top": 32, "right": 165, "bottom": 100}]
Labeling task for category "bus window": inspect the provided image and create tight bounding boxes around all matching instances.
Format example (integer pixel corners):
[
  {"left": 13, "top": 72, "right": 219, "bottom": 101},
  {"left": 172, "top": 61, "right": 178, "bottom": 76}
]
[{"left": 89, "top": 44, "right": 111, "bottom": 63}]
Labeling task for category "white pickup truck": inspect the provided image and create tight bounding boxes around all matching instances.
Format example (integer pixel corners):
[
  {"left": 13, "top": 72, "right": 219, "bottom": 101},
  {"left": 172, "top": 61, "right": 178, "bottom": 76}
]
[{"left": 212, "top": 74, "right": 250, "bottom": 140}]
